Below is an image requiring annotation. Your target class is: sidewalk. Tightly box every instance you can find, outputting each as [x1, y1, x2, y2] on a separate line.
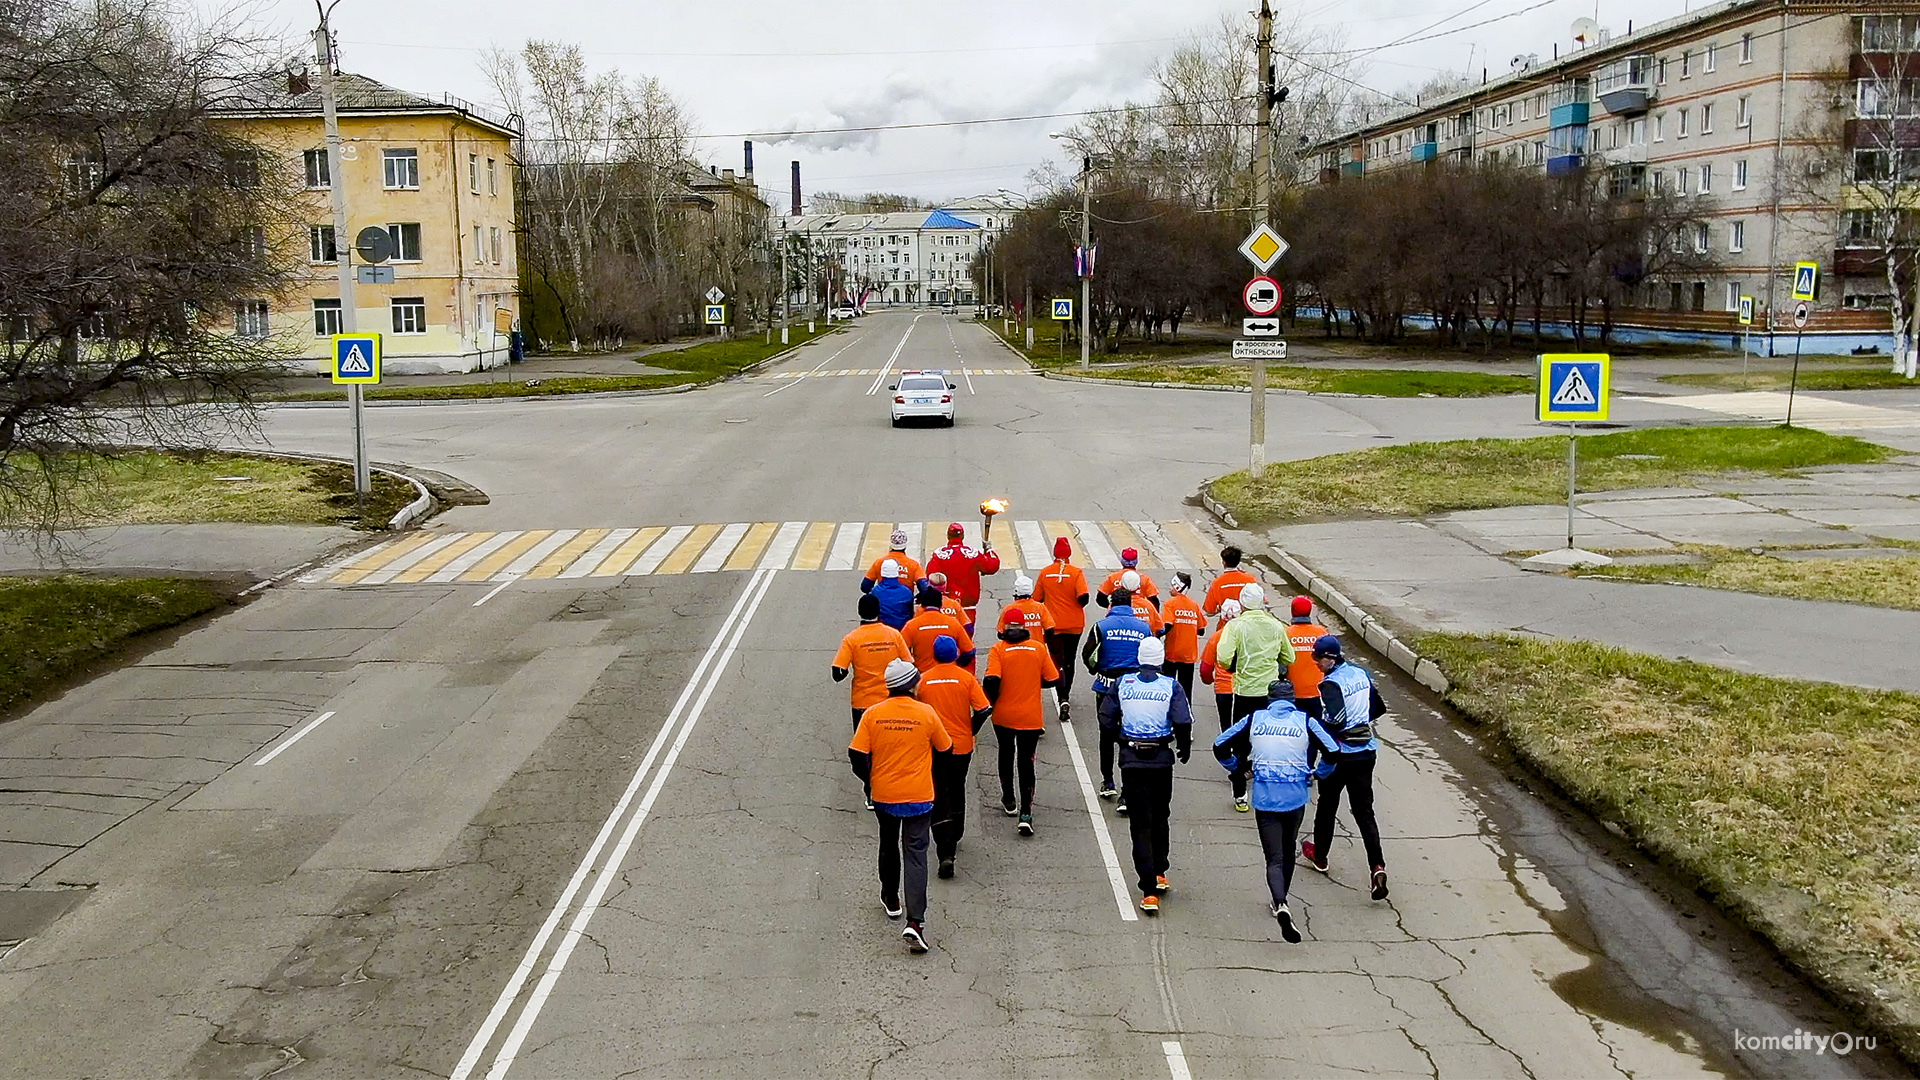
[260, 336, 711, 394]
[0, 524, 361, 580]
[1258, 459, 1920, 694]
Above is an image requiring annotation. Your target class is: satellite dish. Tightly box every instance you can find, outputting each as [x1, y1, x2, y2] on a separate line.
[1571, 17, 1600, 48]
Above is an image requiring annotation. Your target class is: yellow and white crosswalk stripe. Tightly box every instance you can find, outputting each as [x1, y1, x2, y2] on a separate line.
[760, 368, 1029, 379]
[302, 518, 1219, 586]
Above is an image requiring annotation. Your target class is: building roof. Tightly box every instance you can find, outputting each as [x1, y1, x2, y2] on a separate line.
[786, 208, 990, 233]
[211, 71, 520, 137]
[922, 209, 980, 229]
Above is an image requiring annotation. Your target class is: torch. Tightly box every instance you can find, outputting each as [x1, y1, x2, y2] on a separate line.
[979, 498, 1008, 551]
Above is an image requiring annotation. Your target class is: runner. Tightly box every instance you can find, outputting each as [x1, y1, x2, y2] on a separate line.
[1097, 549, 1159, 611]
[1097, 637, 1191, 913]
[1213, 680, 1341, 942]
[863, 529, 927, 594]
[1214, 584, 1294, 812]
[983, 611, 1060, 835]
[1081, 586, 1153, 808]
[1032, 536, 1090, 720]
[1199, 599, 1242, 731]
[916, 636, 991, 879]
[871, 559, 916, 630]
[1160, 572, 1206, 699]
[849, 659, 952, 952]
[902, 588, 976, 671]
[1284, 596, 1329, 718]
[1203, 546, 1258, 616]
[833, 594, 913, 809]
[1116, 570, 1164, 634]
[1300, 635, 1392, 901]
[925, 523, 1001, 631]
[998, 575, 1055, 638]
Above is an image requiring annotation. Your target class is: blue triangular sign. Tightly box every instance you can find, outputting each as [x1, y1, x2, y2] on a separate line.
[339, 344, 372, 375]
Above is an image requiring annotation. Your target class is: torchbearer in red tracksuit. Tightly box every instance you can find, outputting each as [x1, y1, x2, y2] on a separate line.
[926, 523, 1001, 633]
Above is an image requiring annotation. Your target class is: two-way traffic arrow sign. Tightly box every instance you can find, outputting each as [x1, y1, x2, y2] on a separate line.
[1242, 318, 1280, 337]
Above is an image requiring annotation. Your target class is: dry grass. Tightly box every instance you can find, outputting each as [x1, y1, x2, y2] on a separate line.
[1421, 632, 1920, 1057]
[0, 452, 415, 530]
[1663, 369, 1919, 392]
[1583, 545, 1920, 610]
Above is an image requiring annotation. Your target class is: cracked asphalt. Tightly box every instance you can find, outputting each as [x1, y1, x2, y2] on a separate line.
[0, 311, 1903, 1078]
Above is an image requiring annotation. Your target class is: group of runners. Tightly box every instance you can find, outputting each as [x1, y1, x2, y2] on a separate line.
[833, 523, 1390, 953]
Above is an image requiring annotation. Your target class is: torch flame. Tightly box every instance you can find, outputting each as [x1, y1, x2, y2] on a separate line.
[979, 498, 1009, 517]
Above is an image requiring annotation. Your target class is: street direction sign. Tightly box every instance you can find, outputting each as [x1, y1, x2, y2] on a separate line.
[705, 286, 725, 305]
[355, 265, 393, 285]
[354, 225, 393, 265]
[331, 333, 381, 384]
[1242, 276, 1281, 316]
[1738, 295, 1754, 326]
[1238, 223, 1289, 271]
[1231, 339, 1287, 360]
[1538, 353, 1610, 422]
[1792, 261, 1819, 302]
[1242, 317, 1280, 337]
[1051, 298, 1073, 320]
[703, 304, 726, 325]
[1793, 301, 1810, 329]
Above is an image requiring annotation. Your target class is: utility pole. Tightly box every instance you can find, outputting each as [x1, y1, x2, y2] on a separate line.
[1250, 0, 1274, 471]
[780, 222, 790, 345]
[314, 4, 367, 496]
[1079, 158, 1092, 368]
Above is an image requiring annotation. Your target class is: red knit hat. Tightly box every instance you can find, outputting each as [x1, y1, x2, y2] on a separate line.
[1120, 547, 1139, 566]
[1291, 596, 1313, 618]
[1053, 536, 1072, 559]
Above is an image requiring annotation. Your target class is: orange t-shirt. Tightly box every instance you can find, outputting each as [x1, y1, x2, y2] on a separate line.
[1099, 569, 1159, 607]
[850, 696, 952, 804]
[1200, 629, 1235, 695]
[1286, 622, 1329, 699]
[999, 597, 1056, 637]
[984, 638, 1060, 731]
[1204, 569, 1258, 615]
[901, 609, 975, 670]
[1161, 593, 1206, 664]
[1117, 601, 1165, 635]
[1032, 560, 1089, 633]
[916, 662, 990, 755]
[865, 551, 924, 587]
[833, 622, 912, 709]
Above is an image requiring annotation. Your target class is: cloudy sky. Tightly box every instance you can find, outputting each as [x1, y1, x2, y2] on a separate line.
[237, 0, 1704, 206]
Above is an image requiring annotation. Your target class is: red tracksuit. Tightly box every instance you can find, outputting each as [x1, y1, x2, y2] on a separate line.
[926, 543, 1001, 622]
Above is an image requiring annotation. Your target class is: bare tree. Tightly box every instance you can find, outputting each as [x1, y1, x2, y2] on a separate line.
[0, 0, 300, 530]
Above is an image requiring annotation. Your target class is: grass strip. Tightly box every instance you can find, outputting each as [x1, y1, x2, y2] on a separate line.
[0, 575, 225, 715]
[1663, 369, 1920, 392]
[1209, 425, 1893, 523]
[1580, 544, 1920, 610]
[1420, 631, 1920, 1059]
[0, 452, 416, 530]
[1060, 360, 1531, 397]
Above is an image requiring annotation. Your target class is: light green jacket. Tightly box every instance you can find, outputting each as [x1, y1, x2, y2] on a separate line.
[1216, 608, 1295, 694]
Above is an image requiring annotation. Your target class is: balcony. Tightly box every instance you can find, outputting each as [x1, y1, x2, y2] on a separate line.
[1341, 160, 1365, 178]
[1546, 154, 1585, 176]
[1835, 246, 1889, 277]
[1595, 55, 1656, 115]
[1550, 102, 1590, 128]
[1410, 141, 1438, 162]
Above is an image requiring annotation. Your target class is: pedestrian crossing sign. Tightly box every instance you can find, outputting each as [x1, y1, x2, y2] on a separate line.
[704, 304, 727, 325]
[331, 333, 381, 384]
[1792, 261, 1820, 303]
[1538, 353, 1609, 421]
[1051, 298, 1073, 320]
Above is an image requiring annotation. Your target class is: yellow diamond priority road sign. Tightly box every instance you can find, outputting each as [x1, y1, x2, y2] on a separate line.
[1239, 223, 1288, 272]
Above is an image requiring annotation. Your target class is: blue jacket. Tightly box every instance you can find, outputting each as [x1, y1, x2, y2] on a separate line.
[1214, 699, 1341, 811]
[871, 578, 915, 630]
[1097, 668, 1193, 768]
[1318, 661, 1387, 756]
[1082, 607, 1153, 674]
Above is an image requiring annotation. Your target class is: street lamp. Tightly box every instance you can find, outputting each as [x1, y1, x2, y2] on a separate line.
[1049, 133, 1100, 368]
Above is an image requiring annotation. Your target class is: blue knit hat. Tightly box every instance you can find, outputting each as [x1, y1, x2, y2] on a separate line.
[934, 635, 959, 663]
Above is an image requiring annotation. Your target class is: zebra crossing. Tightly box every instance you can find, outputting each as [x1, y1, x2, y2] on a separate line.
[756, 368, 1030, 380]
[1643, 390, 1920, 432]
[302, 518, 1218, 587]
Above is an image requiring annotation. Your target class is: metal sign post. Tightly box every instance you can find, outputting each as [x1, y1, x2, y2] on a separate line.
[1787, 301, 1810, 427]
[1538, 354, 1612, 557]
[315, 14, 370, 497]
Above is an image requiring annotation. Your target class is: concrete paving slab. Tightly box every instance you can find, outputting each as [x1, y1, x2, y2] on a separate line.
[1572, 486, 1718, 502]
[1772, 547, 1917, 561]
[1444, 516, 1645, 538]
[0, 523, 358, 578]
[1739, 493, 1919, 512]
[1856, 523, 1920, 543]
[1789, 506, 1920, 528]
[0, 888, 88, 943]
[0, 842, 69, 887]
[1647, 515, 1848, 547]
[1581, 496, 1770, 518]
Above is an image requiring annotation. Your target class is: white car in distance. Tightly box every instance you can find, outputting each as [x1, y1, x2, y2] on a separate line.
[889, 371, 956, 427]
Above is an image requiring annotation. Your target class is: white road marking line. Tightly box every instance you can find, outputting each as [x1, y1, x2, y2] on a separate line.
[477, 569, 780, 1080]
[253, 711, 336, 766]
[626, 524, 693, 576]
[824, 521, 864, 571]
[559, 528, 637, 579]
[1131, 521, 1186, 569]
[1052, 694, 1138, 922]
[763, 333, 866, 397]
[497, 529, 579, 579]
[1162, 1041, 1193, 1080]
[759, 521, 808, 569]
[300, 539, 403, 583]
[429, 531, 522, 582]
[864, 316, 921, 396]
[472, 575, 518, 607]
[1014, 520, 1049, 568]
[690, 521, 751, 573]
[449, 571, 775, 1080]
[1072, 519, 1121, 568]
[361, 532, 467, 585]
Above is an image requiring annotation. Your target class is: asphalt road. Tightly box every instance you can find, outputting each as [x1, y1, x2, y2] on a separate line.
[0, 310, 1902, 1079]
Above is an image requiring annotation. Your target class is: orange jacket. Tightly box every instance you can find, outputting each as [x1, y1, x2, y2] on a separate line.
[901, 609, 976, 670]
[984, 637, 1060, 730]
[865, 551, 925, 589]
[1286, 621, 1329, 699]
[1161, 593, 1206, 664]
[833, 622, 913, 710]
[917, 662, 990, 755]
[1199, 626, 1234, 695]
[1032, 559, 1090, 633]
[1204, 569, 1258, 616]
[851, 697, 952, 804]
[999, 597, 1056, 637]
[1098, 569, 1159, 608]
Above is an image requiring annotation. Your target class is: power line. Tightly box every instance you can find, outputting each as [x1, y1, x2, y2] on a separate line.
[341, 36, 1184, 60]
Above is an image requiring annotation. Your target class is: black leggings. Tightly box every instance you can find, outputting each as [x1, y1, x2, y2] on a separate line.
[1166, 661, 1195, 701]
[1256, 807, 1307, 905]
[1214, 692, 1234, 729]
[1044, 631, 1080, 702]
[1313, 753, 1385, 868]
[995, 726, 1040, 814]
[932, 751, 971, 861]
[1218, 708, 1247, 799]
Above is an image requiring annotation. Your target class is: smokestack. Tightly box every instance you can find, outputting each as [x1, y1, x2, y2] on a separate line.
[743, 140, 754, 183]
[790, 160, 801, 217]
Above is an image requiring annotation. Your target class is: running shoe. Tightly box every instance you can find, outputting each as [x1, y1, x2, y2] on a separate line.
[1058, 700, 1071, 723]
[1116, 796, 1128, 816]
[1002, 795, 1018, 816]
[1098, 781, 1118, 800]
[903, 921, 928, 953]
[1234, 795, 1251, 813]
[1017, 814, 1033, 837]
[1156, 874, 1170, 893]
[1276, 903, 1301, 943]
[1301, 840, 1328, 873]
[1139, 894, 1159, 914]
[1371, 866, 1389, 901]
[863, 793, 875, 811]
[938, 858, 955, 880]
[883, 897, 903, 919]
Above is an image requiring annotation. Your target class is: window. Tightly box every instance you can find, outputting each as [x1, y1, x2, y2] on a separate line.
[1669, 281, 1684, 308]
[235, 300, 269, 338]
[1657, 56, 1668, 84]
[1693, 282, 1708, 311]
[1735, 158, 1748, 189]
[385, 222, 422, 261]
[303, 148, 330, 189]
[1740, 33, 1753, 63]
[1680, 50, 1691, 78]
[1726, 282, 1743, 311]
[1705, 43, 1717, 72]
[1678, 167, 1691, 195]
[490, 226, 501, 263]
[223, 150, 260, 188]
[63, 156, 102, 194]
[1701, 103, 1714, 132]
[236, 226, 267, 260]
[472, 225, 482, 262]
[313, 298, 341, 336]
[1700, 162, 1713, 191]
[1695, 223, 1710, 254]
[382, 148, 419, 189]
[308, 224, 336, 263]
[1653, 113, 1665, 141]
[1860, 15, 1920, 52]
[1737, 95, 1751, 127]
[1534, 93, 1547, 117]
[1845, 208, 1887, 244]
[390, 297, 427, 334]
[487, 157, 497, 195]
[1629, 118, 1647, 145]
[1730, 220, 1746, 252]
[468, 153, 479, 193]
[1677, 108, 1690, 137]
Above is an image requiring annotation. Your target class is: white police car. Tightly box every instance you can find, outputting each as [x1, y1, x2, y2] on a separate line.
[889, 371, 956, 427]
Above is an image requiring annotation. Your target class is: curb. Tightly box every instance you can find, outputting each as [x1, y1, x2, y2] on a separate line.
[213, 447, 438, 531]
[1198, 491, 1448, 696]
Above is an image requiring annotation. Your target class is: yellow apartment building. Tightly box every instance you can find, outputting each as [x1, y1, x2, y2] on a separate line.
[218, 74, 520, 374]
